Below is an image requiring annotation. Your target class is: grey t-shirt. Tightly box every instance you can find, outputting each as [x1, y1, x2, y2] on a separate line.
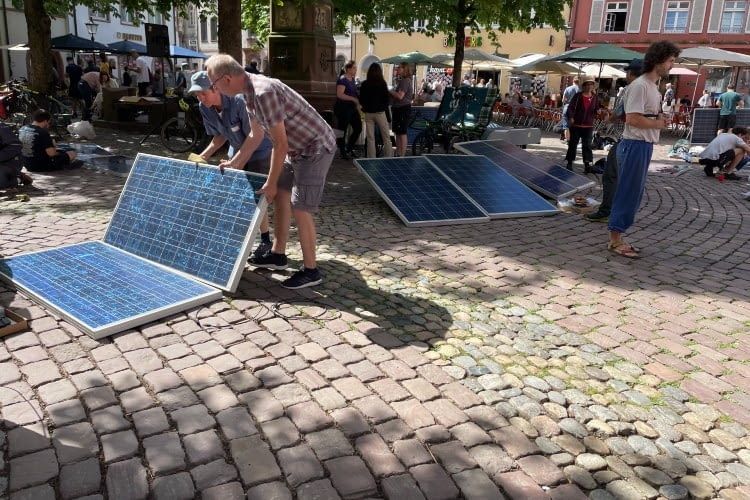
[622, 75, 662, 144]
[700, 133, 746, 160]
[392, 77, 413, 107]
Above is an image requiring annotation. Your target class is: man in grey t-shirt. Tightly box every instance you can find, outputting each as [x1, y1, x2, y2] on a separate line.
[699, 127, 750, 179]
[607, 41, 680, 259]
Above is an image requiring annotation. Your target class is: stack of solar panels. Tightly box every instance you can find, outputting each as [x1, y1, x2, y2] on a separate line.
[354, 155, 558, 227]
[454, 139, 595, 199]
[0, 154, 267, 339]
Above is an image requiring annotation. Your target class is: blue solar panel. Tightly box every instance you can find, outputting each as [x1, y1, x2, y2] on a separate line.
[0, 242, 220, 339]
[454, 140, 594, 199]
[104, 154, 267, 291]
[425, 155, 558, 218]
[354, 157, 489, 226]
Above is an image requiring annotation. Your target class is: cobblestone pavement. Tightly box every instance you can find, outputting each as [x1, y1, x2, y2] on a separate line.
[1, 129, 750, 499]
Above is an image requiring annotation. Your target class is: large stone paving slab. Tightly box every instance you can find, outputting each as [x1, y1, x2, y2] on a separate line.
[1, 129, 750, 498]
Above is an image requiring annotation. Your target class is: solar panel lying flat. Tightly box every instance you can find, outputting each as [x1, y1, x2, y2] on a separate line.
[425, 155, 558, 218]
[105, 154, 267, 291]
[0, 242, 220, 339]
[0, 154, 269, 338]
[454, 140, 594, 199]
[354, 157, 489, 226]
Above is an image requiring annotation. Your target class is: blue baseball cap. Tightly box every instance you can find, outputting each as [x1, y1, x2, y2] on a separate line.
[623, 59, 643, 75]
[188, 71, 211, 94]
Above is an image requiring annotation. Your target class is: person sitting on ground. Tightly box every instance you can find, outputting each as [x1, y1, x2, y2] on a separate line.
[699, 127, 750, 180]
[188, 71, 275, 259]
[0, 122, 32, 190]
[18, 110, 83, 172]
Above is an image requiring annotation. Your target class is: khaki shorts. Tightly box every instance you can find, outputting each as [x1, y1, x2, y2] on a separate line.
[277, 150, 334, 213]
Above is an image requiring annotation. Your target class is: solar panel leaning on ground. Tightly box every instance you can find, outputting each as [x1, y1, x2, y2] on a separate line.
[425, 155, 558, 218]
[454, 139, 595, 199]
[690, 108, 750, 144]
[0, 154, 268, 339]
[354, 157, 489, 226]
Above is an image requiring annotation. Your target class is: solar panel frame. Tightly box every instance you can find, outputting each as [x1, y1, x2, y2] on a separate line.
[354, 156, 490, 227]
[454, 140, 595, 199]
[691, 108, 750, 144]
[103, 153, 268, 292]
[424, 154, 559, 218]
[0, 241, 221, 339]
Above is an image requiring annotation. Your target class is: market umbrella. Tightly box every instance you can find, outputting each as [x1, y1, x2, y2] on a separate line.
[514, 55, 579, 75]
[551, 44, 644, 63]
[669, 67, 698, 76]
[380, 51, 444, 65]
[582, 63, 624, 79]
[510, 53, 547, 68]
[677, 47, 750, 104]
[170, 45, 208, 59]
[50, 34, 109, 52]
[108, 40, 147, 55]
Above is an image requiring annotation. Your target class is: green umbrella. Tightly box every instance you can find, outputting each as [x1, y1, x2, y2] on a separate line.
[551, 44, 643, 63]
[380, 51, 445, 65]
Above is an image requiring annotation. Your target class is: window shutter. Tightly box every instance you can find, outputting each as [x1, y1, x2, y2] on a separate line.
[690, 0, 708, 31]
[627, 0, 645, 31]
[706, 0, 725, 32]
[589, 0, 605, 32]
[648, 0, 666, 31]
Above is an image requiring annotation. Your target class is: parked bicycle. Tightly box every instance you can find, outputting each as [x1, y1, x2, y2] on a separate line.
[0, 78, 73, 138]
[139, 96, 207, 153]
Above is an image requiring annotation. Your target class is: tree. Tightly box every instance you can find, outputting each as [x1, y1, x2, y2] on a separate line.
[218, 0, 243, 60]
[14, 0, 204, 93]
[243, 0, 568, 87]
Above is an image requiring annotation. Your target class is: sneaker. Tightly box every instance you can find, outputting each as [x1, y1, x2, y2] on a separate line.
[566, 162, 573, 171]
[585, 211, 609, 222]
[742, 191, 750, 200]
[282, 267, 322, 289]
[251, 240, 272, 261]
[584, 163, 594, 174]
[724, 172, 744, 181]
[249, 251, 288, 270]
[704, 165, 715, 177]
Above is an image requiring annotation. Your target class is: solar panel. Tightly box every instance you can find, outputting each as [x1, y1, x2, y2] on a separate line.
[425, 155, 558, 218]
[354, 157, 489, 227]
[0, 242, 220, 339]
[454, 140, 594, 199]
[104, 154, 268, 291]
[690, 108, 750, 144]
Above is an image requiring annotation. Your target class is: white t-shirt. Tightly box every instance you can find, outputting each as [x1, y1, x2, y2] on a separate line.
[135, 56, 150, 84]
[622, 75, 662, 144]
[700, 133, 746, 161]
[698, 94, 711, 108]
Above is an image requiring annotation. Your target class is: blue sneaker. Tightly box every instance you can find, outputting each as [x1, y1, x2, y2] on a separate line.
[282, 267, 322, 289]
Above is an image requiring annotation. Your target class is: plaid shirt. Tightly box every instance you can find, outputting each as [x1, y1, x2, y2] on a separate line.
[243, 73, 335, 159]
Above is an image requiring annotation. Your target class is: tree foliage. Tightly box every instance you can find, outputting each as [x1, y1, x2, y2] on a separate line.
[242, 0, 569, 86]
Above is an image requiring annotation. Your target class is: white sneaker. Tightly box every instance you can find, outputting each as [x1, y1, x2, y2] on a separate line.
[742, 191, 750, 200]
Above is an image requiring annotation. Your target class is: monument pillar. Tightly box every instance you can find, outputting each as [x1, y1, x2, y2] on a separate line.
[267, 0, 337, 112]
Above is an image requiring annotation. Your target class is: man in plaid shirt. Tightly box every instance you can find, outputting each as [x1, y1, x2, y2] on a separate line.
[206, 54, 336, 289]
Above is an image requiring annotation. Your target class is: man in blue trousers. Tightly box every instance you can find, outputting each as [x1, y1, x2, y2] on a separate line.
[607, 41, 680, 258]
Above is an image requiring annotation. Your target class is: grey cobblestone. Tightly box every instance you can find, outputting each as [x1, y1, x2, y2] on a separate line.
[190, 459, 238, 491]
[152, 472, 195, 500]
[184, 429, 224, 465]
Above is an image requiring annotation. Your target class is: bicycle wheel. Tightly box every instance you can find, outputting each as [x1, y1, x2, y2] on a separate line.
[412, 131, 434, 156]
[160, 117, 197, 153]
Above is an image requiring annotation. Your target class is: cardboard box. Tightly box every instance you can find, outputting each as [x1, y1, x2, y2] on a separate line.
[0, 309, 29, 338]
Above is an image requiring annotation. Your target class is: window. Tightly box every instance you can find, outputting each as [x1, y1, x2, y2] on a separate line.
[664, 1, 689, 32]
[200, 17, 208, 43]
[604, 2, 628, 31]
[89, 8, 110, 22]
[210, 17, 218, 42]
[148, 12, 163, 25]
[188, 8, 196, 27]
[414, 19, 427, 29]
[721, 0, 746, 32]
[119, 6, 135, 25]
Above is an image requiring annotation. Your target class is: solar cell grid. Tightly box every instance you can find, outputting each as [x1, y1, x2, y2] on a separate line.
[355, 157, 488, 226]
[691, 108, 750, 144]
[0, 241, 220, 338]
[425, 155, 558, 218]
[104, 154, 267, 291]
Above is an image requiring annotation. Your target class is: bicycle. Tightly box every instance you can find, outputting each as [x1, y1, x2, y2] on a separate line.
[136, 96, 206, 153]
[0, 78, 73, 138]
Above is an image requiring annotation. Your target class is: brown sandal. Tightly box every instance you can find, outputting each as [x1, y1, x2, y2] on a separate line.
[608, 240, 640, 259]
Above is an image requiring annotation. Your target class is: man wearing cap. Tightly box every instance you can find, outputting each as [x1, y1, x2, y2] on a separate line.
[205, 54, 336, 289]
[564, 77, 599, 172]
[188, 70, 275, 259]
[586, 58, 643, 222]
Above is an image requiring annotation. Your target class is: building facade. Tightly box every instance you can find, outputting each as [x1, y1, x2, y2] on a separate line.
[569, 0, 750, 101]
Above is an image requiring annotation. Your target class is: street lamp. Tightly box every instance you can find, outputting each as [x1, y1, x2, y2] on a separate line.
[563, 24, 573, 51]
[85, 17, 99, 42]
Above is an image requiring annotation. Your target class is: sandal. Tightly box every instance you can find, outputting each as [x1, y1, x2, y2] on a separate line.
[608, 240, 640, 259]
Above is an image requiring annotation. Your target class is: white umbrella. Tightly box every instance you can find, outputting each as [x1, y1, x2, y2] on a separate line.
[582, 63, 624, 79]
[678, 46, 750, 104]
[669, 67, 698, 76]
[510, 53, 547, 68]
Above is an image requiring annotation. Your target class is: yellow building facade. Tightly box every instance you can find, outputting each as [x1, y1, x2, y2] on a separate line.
[352, 20, 569, 94]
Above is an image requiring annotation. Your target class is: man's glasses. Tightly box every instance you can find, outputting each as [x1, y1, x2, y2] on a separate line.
[208, 74, 226, 89]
